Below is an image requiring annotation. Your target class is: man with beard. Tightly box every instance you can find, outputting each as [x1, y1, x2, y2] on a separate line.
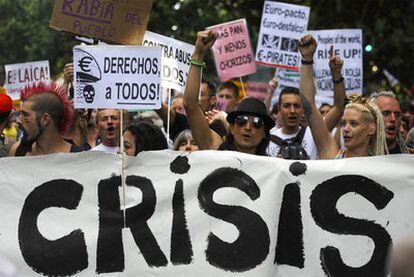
[11, 82, 82, 156]
[372, 91, 409, 154]
[90, 109, 120, 154]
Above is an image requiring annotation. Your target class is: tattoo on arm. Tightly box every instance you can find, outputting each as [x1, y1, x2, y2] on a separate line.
[301, 95, 312, 127]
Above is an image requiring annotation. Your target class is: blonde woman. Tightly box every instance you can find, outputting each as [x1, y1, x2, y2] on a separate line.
[298, 34, 387, 159]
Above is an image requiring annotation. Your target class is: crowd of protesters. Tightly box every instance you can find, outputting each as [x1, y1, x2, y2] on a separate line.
[0, 31, 413, 277]
[0, 32, 413, 160]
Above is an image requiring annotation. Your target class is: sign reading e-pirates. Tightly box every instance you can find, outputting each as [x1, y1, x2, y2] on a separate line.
[142, 31, 194, 92]
[256, 1, 310, 71]
[73, 45, 162, 109]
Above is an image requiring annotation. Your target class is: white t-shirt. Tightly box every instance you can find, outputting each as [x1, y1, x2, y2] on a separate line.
[90, 143, 119, 154]
[268, 127, 318, 160]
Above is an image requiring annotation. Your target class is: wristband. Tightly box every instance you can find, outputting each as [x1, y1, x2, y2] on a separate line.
[301, 59, 313, 65]
[190, 58, 206, 68]
[333, 76, 344, 84]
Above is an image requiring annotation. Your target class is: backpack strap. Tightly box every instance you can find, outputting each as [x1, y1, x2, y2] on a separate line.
[270, 134, 285, 146]
[293, 126, 307, 144]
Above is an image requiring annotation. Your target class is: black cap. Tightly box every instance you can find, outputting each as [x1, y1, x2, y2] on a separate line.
[227, 98, 275, 131]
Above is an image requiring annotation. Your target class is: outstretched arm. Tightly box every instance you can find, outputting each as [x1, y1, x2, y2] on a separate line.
[324, 45, 346, 132]
[299, 35, 339, 159]
[183, 30, 222, 150]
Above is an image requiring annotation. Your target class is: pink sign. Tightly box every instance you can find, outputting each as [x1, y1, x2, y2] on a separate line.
[214, 97, 229, 112]
[207, 19, 257, 82]
[247, 82, 269, 101]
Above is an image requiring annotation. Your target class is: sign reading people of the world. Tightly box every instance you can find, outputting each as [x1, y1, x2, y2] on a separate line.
[4, 61, 50, 100]
[142, 31, 195, 92]
[73, 45, 161, 109]
[207, 19, 257, 81]
[50, 0, 153, 45]
[310, 29, 363, 101]
[256, 1, 310, 71]
[1, 151, 413, 276]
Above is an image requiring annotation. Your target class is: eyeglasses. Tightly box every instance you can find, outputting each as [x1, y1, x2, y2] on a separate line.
[234, 115, 264, 129]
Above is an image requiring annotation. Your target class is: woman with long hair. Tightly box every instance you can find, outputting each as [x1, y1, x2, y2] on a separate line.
[298, 34, 387, 159]
[123, 121, 168, 156]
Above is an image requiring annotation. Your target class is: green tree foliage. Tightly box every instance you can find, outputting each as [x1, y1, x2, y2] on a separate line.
[1, 0, 413, 96]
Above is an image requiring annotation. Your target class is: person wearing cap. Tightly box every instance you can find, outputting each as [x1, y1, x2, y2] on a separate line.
[183, 30, 274, 156]
[0, 93, 13, 157]
[10, 82, 83, 156]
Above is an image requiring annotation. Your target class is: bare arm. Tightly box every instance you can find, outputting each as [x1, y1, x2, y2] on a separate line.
[324, 45, 346, 132]
[299, 35, 339, 159]
[183, 30, 222, 150]
[263, 77, 278, 111]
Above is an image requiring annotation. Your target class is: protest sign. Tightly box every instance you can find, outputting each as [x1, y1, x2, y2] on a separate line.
[247, 82, 269, 101]
[142, 31, 195, 92]
[207, 19, 256, 81]
[272, 68, 300, 107]
[214, 97, 229, 112]
[4, 61, 50, 100]
[256, 1, 310, 70]
[73, 45, 161, 109]
[0, 151, 413, 276]
[310, 29, 363, 102]
[50, 0, 153, 45]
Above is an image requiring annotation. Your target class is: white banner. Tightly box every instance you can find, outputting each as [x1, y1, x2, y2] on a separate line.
[256, 1, 310, 70]
[4, 61, 50, 100]
[310, 29, 363, 103]
[73, 45, 162, 109]
[142, 31, 195, 92]
[0, 151, 413, 276]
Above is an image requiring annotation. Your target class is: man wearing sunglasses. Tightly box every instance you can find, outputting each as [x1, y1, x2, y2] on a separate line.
[183, 30, 274, 156]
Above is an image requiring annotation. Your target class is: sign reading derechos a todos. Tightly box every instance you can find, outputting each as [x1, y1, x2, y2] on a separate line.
[256, 1, 310, 70]
[74, 45, 161, 109]
[142, 31, 194, 92]
[1, 151, 413, 276]
[207, 19, 256, 81]
[50, 0, 153, 45]
[4, 61, 50, 100]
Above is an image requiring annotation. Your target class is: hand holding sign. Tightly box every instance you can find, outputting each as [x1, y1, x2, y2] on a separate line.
[64, 63, 74, 84]
[298, 35, 317, 61]
[193, 30, 218, 61]
[328, 45, 344, 79]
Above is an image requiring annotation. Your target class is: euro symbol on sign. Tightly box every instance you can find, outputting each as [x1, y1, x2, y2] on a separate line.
[78, 56, 93, 72]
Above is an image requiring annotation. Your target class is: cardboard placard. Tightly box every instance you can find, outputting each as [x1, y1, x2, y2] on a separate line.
[50, 0, 153, 45]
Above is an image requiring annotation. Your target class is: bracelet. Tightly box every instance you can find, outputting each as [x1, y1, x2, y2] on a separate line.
[301, 59, 313, 65]
[333, 76, 344, 84]
[190, 58, 206, 68]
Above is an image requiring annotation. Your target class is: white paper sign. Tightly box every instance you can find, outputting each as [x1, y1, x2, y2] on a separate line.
[142, 31, 195, 92]
[0, 151, 413, 276]
[74, 45, 162, 109]
[310, 29, 363, 103]
[4, 61, 50, 100]
[272, 68, 300, 107]
[256, 1, 310, 70]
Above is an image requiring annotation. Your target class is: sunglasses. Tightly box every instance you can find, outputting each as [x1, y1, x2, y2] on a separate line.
[234, 115, 264, 129]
